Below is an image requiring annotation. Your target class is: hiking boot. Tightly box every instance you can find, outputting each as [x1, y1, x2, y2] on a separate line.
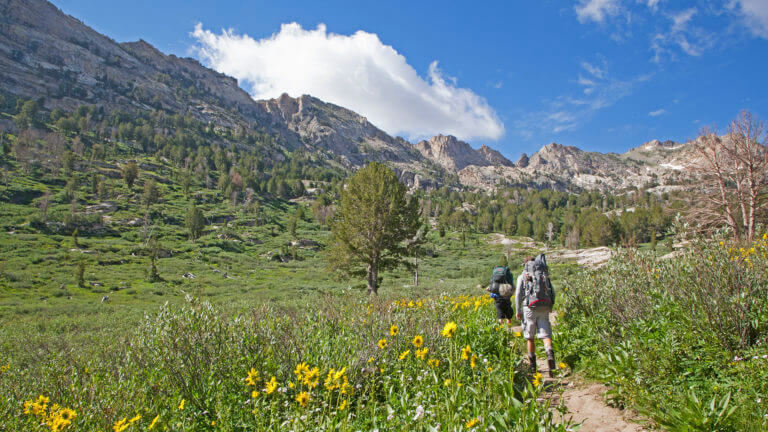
[547, 358, 556, 378]
[527, 354, 537, 373]
[546, 348, 556, 378]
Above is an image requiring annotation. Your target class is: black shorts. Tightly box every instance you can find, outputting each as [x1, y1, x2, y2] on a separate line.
[494, 297, 514, 319]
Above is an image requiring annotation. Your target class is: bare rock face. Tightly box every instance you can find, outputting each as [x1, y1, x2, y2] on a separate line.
[415, 135, 511, 171]
[478, 145, 514, 167]
[516, 153, 529, 168]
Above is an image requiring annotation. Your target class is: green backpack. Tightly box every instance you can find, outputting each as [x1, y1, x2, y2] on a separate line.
[489, 266, 514, 299]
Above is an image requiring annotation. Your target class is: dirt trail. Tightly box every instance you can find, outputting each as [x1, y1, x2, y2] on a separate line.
[510, 323, 646, 432]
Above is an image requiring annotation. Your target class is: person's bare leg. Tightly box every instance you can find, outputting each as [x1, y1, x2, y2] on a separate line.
[526, 338, 536, 372]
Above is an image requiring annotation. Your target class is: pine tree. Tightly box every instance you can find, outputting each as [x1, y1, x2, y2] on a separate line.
[328, 163, 421, 295]
[186, 204, 205, 241]
[121, 162, 139, 189]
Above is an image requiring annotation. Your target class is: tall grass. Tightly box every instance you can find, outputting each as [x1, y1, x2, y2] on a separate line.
[558, 234, 768, 431]
[1, 292, 573, 431]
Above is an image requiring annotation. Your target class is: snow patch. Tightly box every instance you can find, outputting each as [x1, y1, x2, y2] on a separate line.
[660, 163, 684, 171]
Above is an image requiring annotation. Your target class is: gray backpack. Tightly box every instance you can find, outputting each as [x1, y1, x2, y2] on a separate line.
[523, 254, 554, 309]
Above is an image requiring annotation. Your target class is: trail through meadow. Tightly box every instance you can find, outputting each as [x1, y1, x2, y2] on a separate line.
[511, 318, 646, 432]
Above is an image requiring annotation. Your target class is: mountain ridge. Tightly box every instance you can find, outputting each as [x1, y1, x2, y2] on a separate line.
[0, 0, 700, 193]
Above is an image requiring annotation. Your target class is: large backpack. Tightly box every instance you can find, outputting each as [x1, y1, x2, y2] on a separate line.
[489, 266, 514, 299]
[523, 254, 554, 309]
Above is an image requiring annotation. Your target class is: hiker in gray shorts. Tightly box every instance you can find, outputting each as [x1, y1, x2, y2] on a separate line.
[515, 255, 557, 377]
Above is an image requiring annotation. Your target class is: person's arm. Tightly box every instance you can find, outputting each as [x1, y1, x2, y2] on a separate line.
[514, 274, 524, 318]
[549, 279, 555, 306]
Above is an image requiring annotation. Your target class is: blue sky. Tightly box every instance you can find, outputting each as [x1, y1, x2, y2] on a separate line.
[53, 0, 768, 158]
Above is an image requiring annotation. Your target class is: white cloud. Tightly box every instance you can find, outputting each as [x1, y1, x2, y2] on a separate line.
[646, 0, 662, 12]
[514, 62, 651, 137]
[575, 0, 622, 23]
[671, 8, 696, 32]
[651, 8, 715, 62]
[581, 61, 606, 78]
[648, 108, 666, 116]
[730, 0, 768, 38]
[190, 23, 504, 141]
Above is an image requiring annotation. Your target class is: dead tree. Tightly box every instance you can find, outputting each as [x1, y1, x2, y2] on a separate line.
[690, 111, 768, 241]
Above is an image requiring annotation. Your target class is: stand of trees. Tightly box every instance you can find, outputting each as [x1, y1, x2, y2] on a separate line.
[421, 187, 675, 248]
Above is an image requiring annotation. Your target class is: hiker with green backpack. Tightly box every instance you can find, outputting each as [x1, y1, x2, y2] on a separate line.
[486, 264, 516, 325]
[515, 254, 557, 377]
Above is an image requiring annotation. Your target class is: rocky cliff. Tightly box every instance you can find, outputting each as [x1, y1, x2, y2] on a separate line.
[0, 0, 701, 193]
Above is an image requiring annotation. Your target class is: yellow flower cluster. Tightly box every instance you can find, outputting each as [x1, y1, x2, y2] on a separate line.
[323, 367, 349, 394]
[245, 367, 260, 386]
[391, 298, 425, 309]
[441, 321, 458, 338]
[415, 348, 429, 360]
[265, 376, 278, 395]
[113, 414, 141, 432]
[23, 395, 77, 432]
[448, 294, 493, 311]
[294, 362, 320, 389]
[725, 234, 768, 265]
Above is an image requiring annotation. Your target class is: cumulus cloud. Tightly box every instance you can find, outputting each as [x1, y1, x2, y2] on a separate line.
[730, 0, 768, 38]
[648, 108, 666, 116]
[575, 0, 622, 23]
[190, 23, 504, 141]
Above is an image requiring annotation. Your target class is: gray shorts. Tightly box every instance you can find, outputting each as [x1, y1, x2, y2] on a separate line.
[523, 307, 552, 339]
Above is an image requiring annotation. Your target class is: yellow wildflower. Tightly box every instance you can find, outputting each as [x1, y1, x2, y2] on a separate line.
[399, 350, 411, 360]
[470, 354, 478, 369]
[113, 418, 129, 432]
[532, 372, 542, 387]
[444, 378, 452, 386]
[412, 335, 424, 348]
[303, 367, 320, 388]
[389, 324, 399, 336]
[128, 414, 141, 424]
[465, 418, 479, 428]
[378, 338, 387, 349]
[514, 331, 522, 337]
[147, 415, 159, 430]
[339, 399, 349, 411]
[461, 345, 472, 360]
[441, 321, 458, 338]
[415, 348, 429, 360]
[295, 391, 310, 407]
[294, 362, 310, 379]
[245, 368, 260, 386]
[251, 390, 259, 398]
[559, 362, 567, 370]
[427, 358, 440, 368]
[265, 376, 278, 394]
[367, 356, 374, 364]
[178, 399, 185, 410]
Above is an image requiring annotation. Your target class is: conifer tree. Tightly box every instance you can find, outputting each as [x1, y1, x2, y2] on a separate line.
[328, 163, 421, 295]
[186, 204, 205, 241]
